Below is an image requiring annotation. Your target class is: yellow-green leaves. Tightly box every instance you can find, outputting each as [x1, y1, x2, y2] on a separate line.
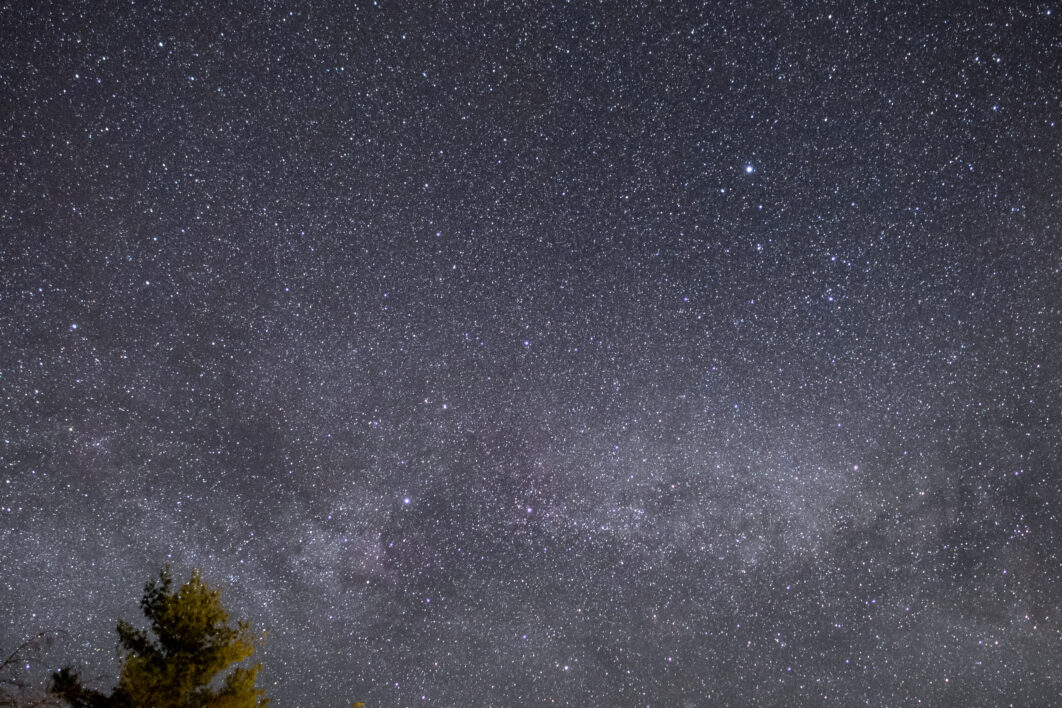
[53, 567, 268, 708]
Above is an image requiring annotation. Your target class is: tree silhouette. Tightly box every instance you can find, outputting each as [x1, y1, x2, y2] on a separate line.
[1, 631, 65, 707]
[51, 567, 268, 708]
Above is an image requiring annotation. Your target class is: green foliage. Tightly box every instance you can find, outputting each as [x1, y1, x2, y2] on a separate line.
[51, 568, 268, 708]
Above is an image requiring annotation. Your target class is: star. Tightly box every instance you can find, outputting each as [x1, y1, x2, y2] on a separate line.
[1, 3, 1058, 706]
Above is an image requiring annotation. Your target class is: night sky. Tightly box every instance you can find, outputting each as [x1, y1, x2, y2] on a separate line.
[2, 1, 1061, 706]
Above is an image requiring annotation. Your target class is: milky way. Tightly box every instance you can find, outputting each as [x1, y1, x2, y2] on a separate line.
[2, 2, 1060, 706]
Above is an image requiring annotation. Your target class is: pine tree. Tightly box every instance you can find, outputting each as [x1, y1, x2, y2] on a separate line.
[52, 568, 268, 708]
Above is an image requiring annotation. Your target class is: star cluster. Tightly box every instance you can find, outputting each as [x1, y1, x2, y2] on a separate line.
[2, 2, 1060, 705]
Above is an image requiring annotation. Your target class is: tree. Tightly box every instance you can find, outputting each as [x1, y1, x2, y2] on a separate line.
[1, 631, 65, 707]
[51, 568, 268, 708]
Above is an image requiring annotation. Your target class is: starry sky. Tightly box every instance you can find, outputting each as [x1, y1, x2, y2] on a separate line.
[2, 1, 1061, 706]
